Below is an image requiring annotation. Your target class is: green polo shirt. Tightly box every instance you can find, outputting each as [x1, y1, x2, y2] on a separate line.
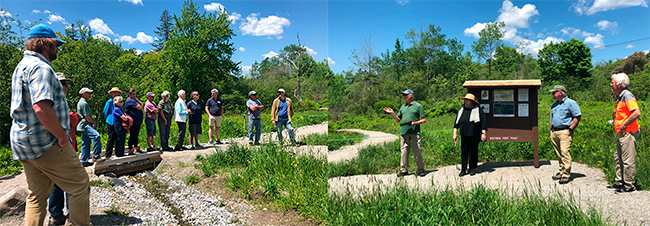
[77, 97, 92, 131]
[397, 101, 425, 135]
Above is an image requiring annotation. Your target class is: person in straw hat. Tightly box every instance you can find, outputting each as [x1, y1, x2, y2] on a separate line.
[452, 93, 487, 177]
[104, 87, 122, 159]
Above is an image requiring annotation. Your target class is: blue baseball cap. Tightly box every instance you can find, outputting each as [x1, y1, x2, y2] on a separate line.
[28, 24, 66, 47]
[401, 89, 414, 95]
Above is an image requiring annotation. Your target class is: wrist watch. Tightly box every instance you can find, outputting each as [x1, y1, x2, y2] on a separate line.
[568, 128, 574, 132]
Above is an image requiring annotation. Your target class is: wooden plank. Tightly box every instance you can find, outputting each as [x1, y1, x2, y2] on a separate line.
[94, 151, 161, 168]
[463, 80, 542, 87]
[93, 151, 162, 175]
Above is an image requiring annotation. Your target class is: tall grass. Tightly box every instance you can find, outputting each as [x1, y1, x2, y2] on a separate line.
[329, 184, 609, 225]
[195, 144, 327, 223]
[327, 130, 367, 151]
[331, 99, 649, 190]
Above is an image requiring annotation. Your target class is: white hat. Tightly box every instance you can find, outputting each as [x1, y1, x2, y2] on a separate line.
[278, 88, 286, 93]
[79, 88, 93, 94]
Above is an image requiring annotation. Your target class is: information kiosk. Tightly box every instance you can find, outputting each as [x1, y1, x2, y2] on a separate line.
[462, 80, 542, 168]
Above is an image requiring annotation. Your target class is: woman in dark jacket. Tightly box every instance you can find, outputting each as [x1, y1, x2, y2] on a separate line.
[452, 93, 487, 176]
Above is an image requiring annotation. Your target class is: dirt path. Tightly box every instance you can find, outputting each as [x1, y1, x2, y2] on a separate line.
[0, 122, 327, 226]
[328, 129, 398, 163]
[327, 131, 650, 226]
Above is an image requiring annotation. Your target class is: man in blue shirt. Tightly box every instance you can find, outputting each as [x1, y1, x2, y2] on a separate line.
[549, 85, 582, 184]
[246, 91, 264, 145]
[271, 88, 297, 146]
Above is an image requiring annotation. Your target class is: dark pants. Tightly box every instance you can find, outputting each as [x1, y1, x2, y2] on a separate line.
[48, 184, 68, 220]
[158, 115, 171, 149]
[105, 123, 118, 157]
[128, 123, 141, 148]
[461, 135, 481, 171]
[175, 121, 186, 148]
[115, 124, 126, 157]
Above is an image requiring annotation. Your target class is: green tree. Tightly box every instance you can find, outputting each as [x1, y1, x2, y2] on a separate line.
[164, 0, 239, 102]
[538, 38, 592, 89]
[152, 10, 173, 52]
[471, 21, 505, 79]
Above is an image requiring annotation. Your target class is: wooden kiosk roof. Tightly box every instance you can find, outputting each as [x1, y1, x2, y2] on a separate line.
[463, 79, 542, 88]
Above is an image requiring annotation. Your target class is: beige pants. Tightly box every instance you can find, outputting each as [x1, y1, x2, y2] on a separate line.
[615, 130, 639, 189]
[400, 134, 425, 173]
[21, 142, 90, 226]
[551, 130, 573, 179]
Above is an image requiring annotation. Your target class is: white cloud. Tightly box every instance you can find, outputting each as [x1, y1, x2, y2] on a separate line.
[517, 37, 564, 57]
[584, 34, 605, 49]
[397, 0, 409, 5]
[238, 47, 246, 51]
[134, 49, 143, 55]
[262, 51, 279, 59]
[0, 10, 10, 17]
[573, 0, 648, 15]
[496, 0, 539, 29]
[537, 33, 544, 38]
[89, 18, 115, 36]
[560, 27, 594, 37]
[119, 0, 143, 5]
[463, 22, 487, 39]
[241, 65, 252, 75]
[302, 46, 317, 55]
[115, 32, 154, 44]
[93, 33, 111, 41]
[44, 10, 51, 14]
[328, 57, 336, 65]
[48, 14, 68, 25]
[240, 13, 291, 37]
[229, 12, 242, 24]
[644, 49, 649, 54]
[204, 3, 225, 12]
[32, 9, 41, 14]
[595, 20, 619, 34]
[626, 44, 634, 49]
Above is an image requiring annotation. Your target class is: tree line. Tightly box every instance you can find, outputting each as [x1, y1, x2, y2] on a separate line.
[0, 0, 329, 145]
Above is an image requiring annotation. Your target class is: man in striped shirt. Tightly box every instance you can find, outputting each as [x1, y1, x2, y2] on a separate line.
[10, 24, 90, 225]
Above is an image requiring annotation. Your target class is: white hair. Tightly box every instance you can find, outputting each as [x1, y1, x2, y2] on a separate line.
[113, 96, 123, 105]
[211, 89, 218, 93]
[161, 91, 170, 98]
[611, 73, 630, 88]
[177, 90, 185, 97]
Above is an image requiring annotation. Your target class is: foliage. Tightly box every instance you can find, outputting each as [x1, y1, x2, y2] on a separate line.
[195, 144, 328, 223]
[184, 174, 201, 185]
[0, 146, 22, 176]
[152, 9, 173, 51]
[102, 204, 129, 216]
[471, 21, 505, 78]
[611, 51, 649, 75]
[538, 38, 593, 90]
[329, 184, 608, 225]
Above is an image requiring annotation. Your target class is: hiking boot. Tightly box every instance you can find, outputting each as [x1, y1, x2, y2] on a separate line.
[551, 173, 562, 180]
[559, 177, 570, 184]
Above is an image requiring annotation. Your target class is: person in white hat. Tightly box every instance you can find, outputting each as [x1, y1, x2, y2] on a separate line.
[77, 88, 104, 165]
[103, 87, 122, 159]
[271, 88, 297, 146]
[246, 91, 264, 145]
[452, 93, 487, 177]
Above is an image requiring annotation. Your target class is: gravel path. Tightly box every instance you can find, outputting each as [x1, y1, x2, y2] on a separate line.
[327, 129, 650, 226]
[0, 122, 327, 226]
[328, 129, 398, 163]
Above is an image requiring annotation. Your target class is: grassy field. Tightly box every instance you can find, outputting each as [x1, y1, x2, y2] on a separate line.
[330, 99, 649, 190]
[329, 184, 609, 225]
[195, 144, 328, 223]
[326, 130, 367, 151]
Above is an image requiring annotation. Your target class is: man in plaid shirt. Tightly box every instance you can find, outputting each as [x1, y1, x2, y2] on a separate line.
[10, 24, 90, 225]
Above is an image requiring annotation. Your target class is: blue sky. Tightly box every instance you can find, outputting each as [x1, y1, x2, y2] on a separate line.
[1, 0, 648, 75]
[0, 0, 328, 75]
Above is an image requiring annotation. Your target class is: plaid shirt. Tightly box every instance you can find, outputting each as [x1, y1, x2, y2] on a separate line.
[10, 51, 70, 160]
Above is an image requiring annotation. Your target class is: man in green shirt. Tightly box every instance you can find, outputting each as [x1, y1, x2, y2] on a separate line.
[77, 87, 103, 165]
[383, 89, 427, 177]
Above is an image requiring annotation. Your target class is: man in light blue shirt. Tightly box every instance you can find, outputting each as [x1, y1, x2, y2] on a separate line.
[549, 85, 582, 184]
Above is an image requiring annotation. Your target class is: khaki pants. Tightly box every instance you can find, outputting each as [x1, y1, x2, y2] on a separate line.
[615, 130, 639, 189]
[551, 130, 573, 179]
[400, 134, 425, 173]
[21, 142, 90, 226]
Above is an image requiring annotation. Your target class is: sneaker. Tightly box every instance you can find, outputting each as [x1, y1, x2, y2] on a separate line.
[216, 140, 223, 144]
[208, 141, 214, 145]
[607, 183, 624, 189]
[459, 170, 468, 177]
[616, 186, 636, 193]
[551, 173, 562, 180]
[559, 177, 570, 184]
[49, 216, 66, 226]
[189, 146, 195, 150]
[196, 144, 203, 148]
[397, 171, 408, 177]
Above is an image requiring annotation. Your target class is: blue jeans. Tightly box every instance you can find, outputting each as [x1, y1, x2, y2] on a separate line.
[80, 126, 102, 162]
[275, 120, 295, 144]
[248, 118, 261, 143]
[48, 184, 69, 220]
[114, 124, 126, 157]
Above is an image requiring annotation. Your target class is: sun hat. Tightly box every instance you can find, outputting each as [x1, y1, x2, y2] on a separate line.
[107, 87, 122, 94]
[401, 89, 414, 95]
[460, 93, 479, 105]
[55, 72, 73, 82]
[28, 24, 66, 47]
[79, 88, 93, 94]
[549, 85, 567, 94]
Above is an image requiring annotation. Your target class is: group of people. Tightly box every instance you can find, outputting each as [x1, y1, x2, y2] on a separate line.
[246, 89, 299, 146]
[384, 79, 641, 193]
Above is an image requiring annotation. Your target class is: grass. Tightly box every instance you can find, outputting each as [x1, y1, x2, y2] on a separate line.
[101, 204, 129, 216]
[184, 174, 202, 185]
[327, 130, 367, 151]
[330, 98, 650, 190]
[298, 133, 328, 146]
[89, 179, 114, 190]
[195, 144, 327, 223]
[328, 184, 609, 225]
